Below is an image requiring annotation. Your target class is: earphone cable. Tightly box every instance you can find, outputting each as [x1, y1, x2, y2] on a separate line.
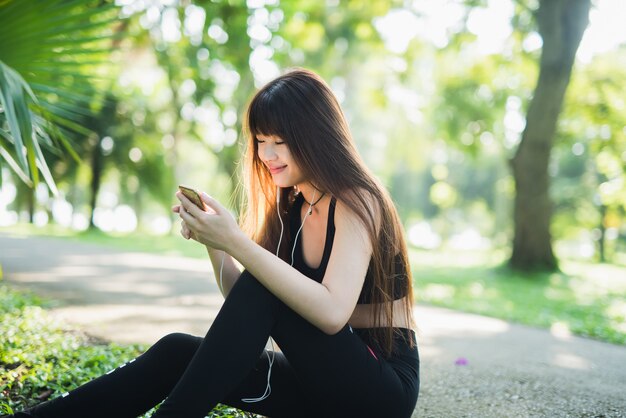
[228, 187, 315, 403]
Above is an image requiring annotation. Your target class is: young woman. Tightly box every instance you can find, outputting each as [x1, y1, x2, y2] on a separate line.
[6, 68, 419, 418]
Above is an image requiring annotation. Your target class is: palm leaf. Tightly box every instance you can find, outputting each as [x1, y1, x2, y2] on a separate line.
[0, 61, 35, 176]
[0, 135, 32, 186]
[0, 0, 123, 192]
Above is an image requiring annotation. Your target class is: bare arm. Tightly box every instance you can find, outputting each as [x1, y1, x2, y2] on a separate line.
[178, 192, 375, 335]
[205, 247, 241, 297]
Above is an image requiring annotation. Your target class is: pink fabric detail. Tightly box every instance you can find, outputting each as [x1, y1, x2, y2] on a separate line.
[367, 345, 378, 360]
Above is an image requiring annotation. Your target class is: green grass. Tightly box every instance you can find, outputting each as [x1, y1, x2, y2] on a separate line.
[0, 285, 260, 417]
[410, 248, 626, 345]
[0, 285, 140, 414]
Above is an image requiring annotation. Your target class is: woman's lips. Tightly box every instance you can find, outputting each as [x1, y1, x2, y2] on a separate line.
[269, 165, 286, 174]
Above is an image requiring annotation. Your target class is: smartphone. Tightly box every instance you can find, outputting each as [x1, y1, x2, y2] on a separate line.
[178, 185, 205, 210]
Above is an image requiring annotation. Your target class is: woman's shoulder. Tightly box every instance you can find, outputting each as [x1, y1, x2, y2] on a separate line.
[334, 188, 383, 233]
[334, 187, 380, 208]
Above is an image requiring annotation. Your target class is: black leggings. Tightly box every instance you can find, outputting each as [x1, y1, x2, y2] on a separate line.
[25, 271, 419, 418]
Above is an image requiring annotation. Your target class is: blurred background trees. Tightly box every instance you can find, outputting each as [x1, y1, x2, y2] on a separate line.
[1, 0, 624, 270]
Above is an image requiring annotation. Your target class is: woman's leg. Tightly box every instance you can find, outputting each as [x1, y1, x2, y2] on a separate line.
[219, 350, 313, 418]
[219, 275, 419, 418]
[23, 334, 311, 418]
[153, 270, 418, 418]
[19, 270, 311, 418]
[24, 333, 203, 418]
[267, 303, 420, 418]
[151, 270, 285, 417]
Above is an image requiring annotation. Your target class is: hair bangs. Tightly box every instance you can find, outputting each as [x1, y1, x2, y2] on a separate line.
[248, 86, 290, 140]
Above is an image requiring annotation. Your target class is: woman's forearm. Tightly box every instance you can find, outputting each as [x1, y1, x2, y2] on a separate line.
[206, 246, 241, 297]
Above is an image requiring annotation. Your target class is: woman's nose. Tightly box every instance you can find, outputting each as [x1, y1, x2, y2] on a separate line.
[261, 144, 277, 160]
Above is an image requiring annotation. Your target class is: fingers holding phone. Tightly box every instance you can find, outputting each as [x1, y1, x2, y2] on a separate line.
[175, 186, 238, 251]
[178, 185, 205, 211]
[180, 220, 194, 240]
[176, 185, 208, 241]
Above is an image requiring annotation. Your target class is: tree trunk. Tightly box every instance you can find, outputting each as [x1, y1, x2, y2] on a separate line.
[89, 135, 104, 229]
[509, 0, 591, 271]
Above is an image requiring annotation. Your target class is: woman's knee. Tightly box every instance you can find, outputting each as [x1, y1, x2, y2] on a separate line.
[227, 271, 284, 316]
[229, 271, 276, 302]
[147, 333, 202, 361]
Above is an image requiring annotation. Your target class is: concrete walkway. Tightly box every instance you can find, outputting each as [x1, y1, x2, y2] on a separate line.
[1, 233, 625, 417]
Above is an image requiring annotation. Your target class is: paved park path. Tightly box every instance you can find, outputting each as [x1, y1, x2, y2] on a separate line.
[1, 233, 625, 417]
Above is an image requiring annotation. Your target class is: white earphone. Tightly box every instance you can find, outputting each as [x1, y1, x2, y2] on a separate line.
[218, 186, 317, 403]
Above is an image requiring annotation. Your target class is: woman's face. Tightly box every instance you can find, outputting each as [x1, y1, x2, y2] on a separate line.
[256, 133, 306, 188]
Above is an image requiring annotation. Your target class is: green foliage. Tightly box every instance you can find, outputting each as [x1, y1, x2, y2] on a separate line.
[0, 285, 259, 417]
[551, 49, 626, 261]
[0, 0, 123, 191]
[0, 285, 143, 412]
[0, 61, 41, 188]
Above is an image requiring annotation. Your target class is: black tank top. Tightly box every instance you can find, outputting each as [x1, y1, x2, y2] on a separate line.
[289, 193, 408, 304]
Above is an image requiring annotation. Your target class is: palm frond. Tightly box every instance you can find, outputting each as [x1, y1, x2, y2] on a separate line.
[0, 137, 32, 186]
[0, 61, 36, 177]
[0, 0, 123, 192]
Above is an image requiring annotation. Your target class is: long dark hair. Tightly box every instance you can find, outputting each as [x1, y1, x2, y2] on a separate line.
[239, 68, 414, 356]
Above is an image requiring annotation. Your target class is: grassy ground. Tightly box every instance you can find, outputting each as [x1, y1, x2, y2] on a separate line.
[0, 285, 260, 417]
[410, 249, 626, 345]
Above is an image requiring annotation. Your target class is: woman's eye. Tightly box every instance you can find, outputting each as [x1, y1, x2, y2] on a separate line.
[255, 138, 284, 145]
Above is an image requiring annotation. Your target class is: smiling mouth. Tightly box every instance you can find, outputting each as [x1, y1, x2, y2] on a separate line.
[269, 166, 286, 174]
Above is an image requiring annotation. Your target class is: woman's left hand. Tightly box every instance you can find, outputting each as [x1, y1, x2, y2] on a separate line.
[176, 191, 242, 252]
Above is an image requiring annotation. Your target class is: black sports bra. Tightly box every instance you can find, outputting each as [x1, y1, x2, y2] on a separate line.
[289, 193, 408, 304]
